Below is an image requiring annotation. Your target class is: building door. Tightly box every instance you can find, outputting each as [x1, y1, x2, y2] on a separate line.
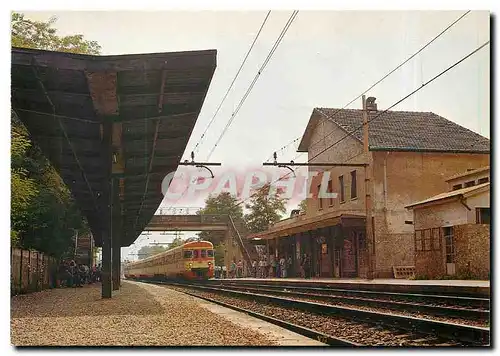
[342, 231, 357, 277]
[444, 227, 455, 275]
[320, 242, 331, 277]
[333, 249, 341, 277]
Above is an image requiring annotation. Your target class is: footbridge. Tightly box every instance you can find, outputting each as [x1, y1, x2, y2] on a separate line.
[144, 207, 256, 266]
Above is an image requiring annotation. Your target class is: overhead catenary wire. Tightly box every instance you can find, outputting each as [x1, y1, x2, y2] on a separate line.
[205, 10, 299, 161]
[193, 11, 272, 155]
[233, 39, 490, 209]
[266, 10, 472, 160]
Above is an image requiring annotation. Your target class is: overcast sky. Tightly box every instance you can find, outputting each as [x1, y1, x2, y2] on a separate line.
[20, 11, 490, 260]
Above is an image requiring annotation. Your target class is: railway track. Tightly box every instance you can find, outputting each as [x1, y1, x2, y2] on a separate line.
[208, 281, 490, 310]
[204, 282, 489, 322]
[139, 280, 490, 347]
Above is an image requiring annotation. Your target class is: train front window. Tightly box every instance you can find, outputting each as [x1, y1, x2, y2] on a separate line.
[201, 249, 207, 258]
[207, 250, 214, 257]
[192, 250, 199, 259]
[183, 250, 193, 259]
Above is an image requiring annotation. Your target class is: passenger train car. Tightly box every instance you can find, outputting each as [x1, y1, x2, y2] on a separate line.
[124, 241, 215, 280]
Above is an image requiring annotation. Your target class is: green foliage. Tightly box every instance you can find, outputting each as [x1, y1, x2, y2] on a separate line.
[298, 199, 307, 214]
[168, 237, 185, 249]
[244, 184, 288, 233]
[197, 192, 244, 246]
[10, 12, 100, 256]
[214, 243, 226, 266]
[11, 12, 101, 54]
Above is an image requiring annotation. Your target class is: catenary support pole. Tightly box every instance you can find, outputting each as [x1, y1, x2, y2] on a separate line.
[362, 95, 374, 280]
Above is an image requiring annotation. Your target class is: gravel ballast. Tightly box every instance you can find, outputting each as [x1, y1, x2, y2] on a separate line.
[11, 281, 277, 346]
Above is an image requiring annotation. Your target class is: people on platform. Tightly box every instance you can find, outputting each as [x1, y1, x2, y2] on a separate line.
[222, 265, 227, 279]
[287, 255, 293, 278]
[279, 256, 286, 278]
[236, 260, 243, 278]
[270, 256, 277, 278]
[251, 259, 257, 278]
[301, 254, 311, 279]
[229, 260, 237, 279]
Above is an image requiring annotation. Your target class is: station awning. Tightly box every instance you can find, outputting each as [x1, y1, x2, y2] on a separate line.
[11, 47, 217, 247]
[248, 212, 366, 241]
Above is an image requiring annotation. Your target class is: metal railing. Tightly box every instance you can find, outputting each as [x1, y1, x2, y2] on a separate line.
[155, 207, 203, 215]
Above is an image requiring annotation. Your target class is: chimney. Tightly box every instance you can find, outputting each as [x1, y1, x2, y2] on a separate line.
[366, 97, 377, 111]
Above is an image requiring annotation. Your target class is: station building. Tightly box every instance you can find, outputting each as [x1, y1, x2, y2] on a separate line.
[248, 102, 490, 278]
[406, 166, 490, 279]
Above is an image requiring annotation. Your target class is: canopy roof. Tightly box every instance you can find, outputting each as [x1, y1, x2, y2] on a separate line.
[12, 47, 217, 247]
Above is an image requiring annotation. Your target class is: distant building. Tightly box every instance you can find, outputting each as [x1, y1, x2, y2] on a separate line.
[248, 101, 490, 278]
[406, 167, 490, 279]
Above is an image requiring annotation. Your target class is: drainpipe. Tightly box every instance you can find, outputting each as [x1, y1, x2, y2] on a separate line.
[383, 152, 390, 211]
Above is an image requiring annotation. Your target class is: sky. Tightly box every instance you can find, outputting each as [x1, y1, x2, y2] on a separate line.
[19, 10, 491, 260]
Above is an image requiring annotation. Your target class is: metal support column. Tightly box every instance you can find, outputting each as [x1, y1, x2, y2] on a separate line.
[112, 240, 120, 290]
[111, 175, 121, 291]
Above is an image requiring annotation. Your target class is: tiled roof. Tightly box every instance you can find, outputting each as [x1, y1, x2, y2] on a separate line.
[405, 182, 490, 209]
[445, 166, 490, 182]
[298, 108, 490, 153]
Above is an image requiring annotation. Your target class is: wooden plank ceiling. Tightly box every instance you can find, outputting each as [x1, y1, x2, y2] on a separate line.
[11, 47, 217, 247]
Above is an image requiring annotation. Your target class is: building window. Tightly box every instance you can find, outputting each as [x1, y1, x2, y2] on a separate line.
[423, 229, 432, 251]
[464, 181, 475, 188]
[444, 227, 455, 263]
[328, 180, 334, 206]
[339, 175, 345, 202]
[478, 177, 489, 184]
[350, 170, 357, 199]
[415, 230, 423, 251]
[415, 228, 441, 251]
[476, 208, 490, 224]
[452, 184, 462, 191]
[317, 184, 323, 210]
[432, 228, 440, 250]
[321, 243, 328, 254]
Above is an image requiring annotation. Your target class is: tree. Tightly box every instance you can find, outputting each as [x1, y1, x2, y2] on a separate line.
[197, 192, 244, 246]
[244, 184, 288, 233]
[10, 13, 101, 256]
[298, 199, 308, 214]
[168, 237, 185, 249]
[11, 12, 101, 54]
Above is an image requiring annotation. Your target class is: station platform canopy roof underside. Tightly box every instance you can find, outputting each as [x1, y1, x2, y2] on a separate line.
[248, 212, 367, 242]
[11, 47, 217, 247]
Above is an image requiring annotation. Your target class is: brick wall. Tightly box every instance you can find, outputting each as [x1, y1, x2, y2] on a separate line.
[454, 223, 490, 279]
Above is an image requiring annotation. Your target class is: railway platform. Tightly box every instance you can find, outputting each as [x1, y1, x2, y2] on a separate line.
[11, 280, 324, 346]
[213, 278, 490, 297]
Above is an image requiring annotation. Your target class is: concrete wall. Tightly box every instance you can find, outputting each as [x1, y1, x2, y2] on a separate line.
[454, 224, 490, 279]
[465, 191, 490, 222]
[413, 200, 468, 230]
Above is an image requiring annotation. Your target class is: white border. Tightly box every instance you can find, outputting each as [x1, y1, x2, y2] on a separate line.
[3, 2, 497, 356]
